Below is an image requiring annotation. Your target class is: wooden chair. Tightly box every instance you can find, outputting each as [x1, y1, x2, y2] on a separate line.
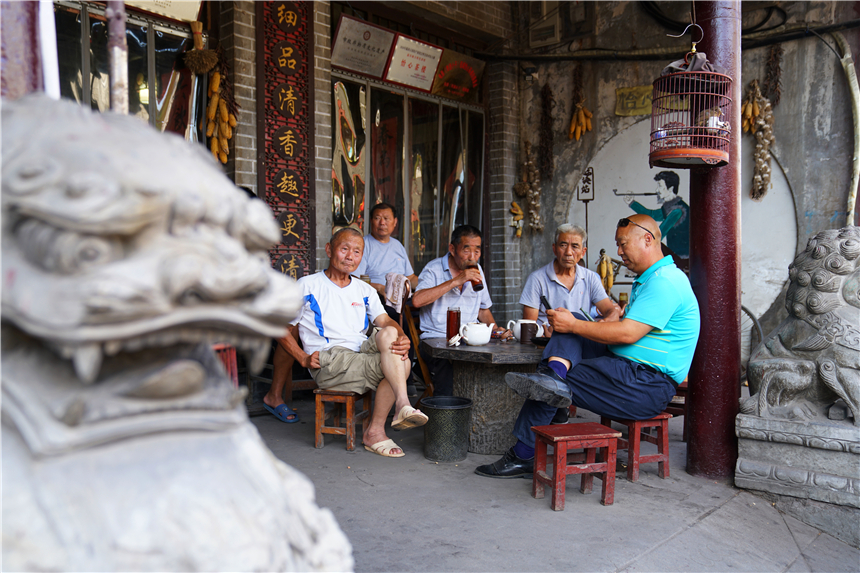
[403, 306, 434, 405]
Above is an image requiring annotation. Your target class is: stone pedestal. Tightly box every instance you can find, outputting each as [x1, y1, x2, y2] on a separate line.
[735, 414, 860, 508]
[453, 362, 529, 455]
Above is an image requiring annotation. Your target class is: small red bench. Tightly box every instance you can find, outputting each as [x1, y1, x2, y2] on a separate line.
[531, 422, 622, 511]
[600, 412, 671, 482]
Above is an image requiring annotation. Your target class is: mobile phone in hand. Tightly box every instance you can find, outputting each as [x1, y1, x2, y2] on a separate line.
[540, 295, 551, 311]
[579, 308, 596, 322]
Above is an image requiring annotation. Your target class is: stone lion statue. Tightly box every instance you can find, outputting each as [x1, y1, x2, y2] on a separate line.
[2, 95, 352, 571]
[741, 226, 860, 425]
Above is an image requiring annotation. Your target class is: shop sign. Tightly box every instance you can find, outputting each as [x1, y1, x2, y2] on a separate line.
[615, 86, 653, 116]
[331, 15, 395, 79]
[431, 51, 485, 104]
[384, 35, 442, 92]
[259, 1, 314, 277]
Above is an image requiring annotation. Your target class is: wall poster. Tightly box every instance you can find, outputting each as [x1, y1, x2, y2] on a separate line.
[257, 1, 315, 279]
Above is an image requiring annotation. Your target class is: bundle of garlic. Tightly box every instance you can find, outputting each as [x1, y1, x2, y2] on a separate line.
[743, 80, 775, 200]
[206, 65, 238, 165]
[512, 141, 543, 233]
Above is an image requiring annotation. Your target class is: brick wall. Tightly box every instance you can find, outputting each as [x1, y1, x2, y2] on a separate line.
[313, 1, 333, 270]
[400, 1, 513, 41]
[487, 61, 520, 324]
[218, 1, 257, 193]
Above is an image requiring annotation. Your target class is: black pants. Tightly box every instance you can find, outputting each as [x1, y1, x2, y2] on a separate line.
[419, 348, 454, 396]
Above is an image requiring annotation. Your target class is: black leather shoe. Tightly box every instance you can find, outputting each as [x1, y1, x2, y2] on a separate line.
[475, 447, 534, 479]
[505, 368, 572, 408]
[550, 407, 569, 424]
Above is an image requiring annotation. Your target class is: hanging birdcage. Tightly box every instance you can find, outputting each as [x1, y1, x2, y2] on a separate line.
[649, 26, 733, 169]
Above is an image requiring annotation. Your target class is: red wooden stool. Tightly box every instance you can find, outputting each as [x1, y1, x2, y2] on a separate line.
[531, 422, 622, 510]
[313, 389, 372, 451]
[600, 412, 671, 482]
[212, 343, 238, 388]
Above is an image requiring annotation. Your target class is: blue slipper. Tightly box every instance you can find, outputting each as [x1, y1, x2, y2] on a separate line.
[264, 403, 299, 424]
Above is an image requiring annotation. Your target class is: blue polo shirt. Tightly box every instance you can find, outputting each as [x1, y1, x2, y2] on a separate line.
[416, 254, 493, 339]
[519, 261, 608, 323]
[354, 235, 414, 284]
[608, 256, 700, 384]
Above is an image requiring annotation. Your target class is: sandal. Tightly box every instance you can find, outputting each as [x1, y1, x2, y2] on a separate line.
[364, 438, 405, 458]
[263, 403, 299, 423]
[391, 405, 429, 430]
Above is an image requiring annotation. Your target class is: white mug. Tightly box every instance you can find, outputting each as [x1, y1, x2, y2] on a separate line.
[506, 319, 544, 341]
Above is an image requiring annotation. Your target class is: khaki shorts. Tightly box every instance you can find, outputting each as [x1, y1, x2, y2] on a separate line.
[310, 328, 385, 394]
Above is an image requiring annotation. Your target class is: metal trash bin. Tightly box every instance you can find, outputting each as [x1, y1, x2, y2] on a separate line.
[419, 396, 472, 462]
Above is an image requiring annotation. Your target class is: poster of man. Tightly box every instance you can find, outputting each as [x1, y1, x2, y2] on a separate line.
[623, 170, 690, 261]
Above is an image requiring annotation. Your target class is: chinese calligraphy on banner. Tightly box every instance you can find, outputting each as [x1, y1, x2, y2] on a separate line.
[258, 1, 314, 280]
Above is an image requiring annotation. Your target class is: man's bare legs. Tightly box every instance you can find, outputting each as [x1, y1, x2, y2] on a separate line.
[362, 326, 413, 451]
[262, 341, 297, 421]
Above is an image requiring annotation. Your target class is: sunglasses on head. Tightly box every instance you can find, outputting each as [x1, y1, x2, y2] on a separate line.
[617, 218, 656, 240]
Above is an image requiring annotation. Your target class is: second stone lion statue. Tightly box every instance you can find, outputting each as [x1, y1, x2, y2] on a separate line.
[742, 226, 860, 426]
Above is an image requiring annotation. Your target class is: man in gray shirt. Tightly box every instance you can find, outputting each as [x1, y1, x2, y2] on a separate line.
[519, 224, 620, 422]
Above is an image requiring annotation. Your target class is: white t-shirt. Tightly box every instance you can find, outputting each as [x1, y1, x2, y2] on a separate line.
[290, 271, 386, 354]
[354, 234, 414, 284]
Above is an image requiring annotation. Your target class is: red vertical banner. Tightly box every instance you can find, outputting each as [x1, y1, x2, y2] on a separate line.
[257, 1, 315, 279]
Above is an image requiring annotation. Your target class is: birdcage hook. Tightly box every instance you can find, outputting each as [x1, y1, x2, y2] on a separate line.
[667, 23, 704, 55]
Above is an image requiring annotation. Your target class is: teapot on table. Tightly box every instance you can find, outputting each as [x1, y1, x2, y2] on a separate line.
[506, 319, 544, 342]
[459, 322, 494, 346]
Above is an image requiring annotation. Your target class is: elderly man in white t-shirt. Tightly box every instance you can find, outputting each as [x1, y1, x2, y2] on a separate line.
[265, 227, 427, 458]
[519, 224, 620, 423]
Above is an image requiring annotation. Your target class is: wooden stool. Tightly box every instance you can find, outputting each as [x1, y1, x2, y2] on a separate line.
[531, 422, 622, 510]
[212, 343, 238, 388]
[600, 412, 671, 482]
[313, 389, 372, 450]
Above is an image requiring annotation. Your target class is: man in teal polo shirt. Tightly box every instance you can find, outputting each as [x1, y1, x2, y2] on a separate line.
[476, 214, 700, 479]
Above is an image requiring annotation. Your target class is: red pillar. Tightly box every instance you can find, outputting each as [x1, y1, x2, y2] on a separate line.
[687, 1, 742, 478]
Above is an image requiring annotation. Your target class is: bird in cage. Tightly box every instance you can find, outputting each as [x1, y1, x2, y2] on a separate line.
[696, 107, 731, 137]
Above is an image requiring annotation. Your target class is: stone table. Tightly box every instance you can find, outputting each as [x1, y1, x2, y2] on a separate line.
[420, 338, 544, 455]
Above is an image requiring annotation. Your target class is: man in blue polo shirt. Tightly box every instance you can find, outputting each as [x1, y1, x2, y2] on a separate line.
[520, 224, 620, 423]
[412, 225, 511, 396]
[476, 214, 700, 478]
[355, 202, 418, 317]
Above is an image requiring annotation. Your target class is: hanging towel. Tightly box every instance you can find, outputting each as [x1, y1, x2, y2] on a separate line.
[384, 272, 411, 314]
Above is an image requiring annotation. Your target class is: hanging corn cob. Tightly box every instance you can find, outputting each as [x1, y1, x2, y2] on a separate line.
[568, 64, 593, 141]
[205, 50, 240, 165]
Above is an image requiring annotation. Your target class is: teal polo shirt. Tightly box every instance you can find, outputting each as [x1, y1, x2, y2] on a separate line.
[609, 256, 700, 383]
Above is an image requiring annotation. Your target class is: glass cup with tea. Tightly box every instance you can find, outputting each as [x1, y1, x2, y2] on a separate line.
[446, 307, 461, 343]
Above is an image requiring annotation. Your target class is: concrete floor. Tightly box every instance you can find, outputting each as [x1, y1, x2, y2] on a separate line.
[253, 393, 859, 572]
